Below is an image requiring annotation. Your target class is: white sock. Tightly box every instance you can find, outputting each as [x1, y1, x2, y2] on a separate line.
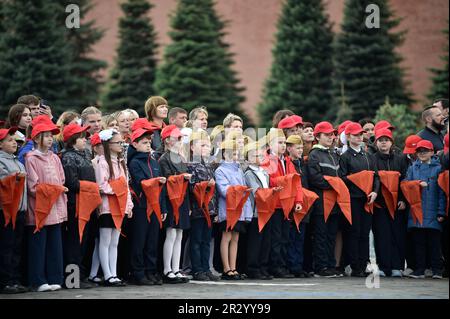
[163, 228, 177, 275]
[109, 229, 120, 279]
[99, 228, 113, 280]
[89, 238, 100, 279]
[172, 229, 183, 274]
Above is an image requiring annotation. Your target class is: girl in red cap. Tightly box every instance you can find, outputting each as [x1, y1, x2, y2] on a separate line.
[25, 122, 68, 292]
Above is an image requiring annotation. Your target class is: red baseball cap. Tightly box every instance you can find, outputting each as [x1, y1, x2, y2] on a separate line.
[403, 135, 422, 154]
[278, 116, 297, 129]
[345, 122, 365, 135]
[0, 127, 18, 140]
[374, 120, 395, 132]
[291, 115, 304, 126]
[31, 115, 53, 127]
[63, 123, 90, 143]
[31, 123, 60, 139]
[444, 133, 449, 153]
[415, 140, 434, 152]
[314, 121, 337, 136]
[131, 118, 160, 132]
[375, 128, 393, 141]
[131, 128, 154, 143]
[338, 120, 352, 135]
[161, 124, 185, 140]
[90, 133, 101, 147]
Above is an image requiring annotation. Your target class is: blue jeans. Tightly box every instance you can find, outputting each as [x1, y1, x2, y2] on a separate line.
[287, 221, 306, 273]
[190, 218, 212, 273]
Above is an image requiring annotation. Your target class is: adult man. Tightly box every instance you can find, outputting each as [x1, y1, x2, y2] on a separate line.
[168, 107, 188, 129]
[417, 106, 445, 152]
[81, 106, 102, 155]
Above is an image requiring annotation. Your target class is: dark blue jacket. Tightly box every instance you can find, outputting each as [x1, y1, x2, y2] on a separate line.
[405, 157, 446, 231]
[127, 145, 167, 213]
[417, 127, 444, 152]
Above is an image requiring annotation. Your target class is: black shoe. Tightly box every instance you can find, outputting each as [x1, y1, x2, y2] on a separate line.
[272, 269, 294, 279]
[333, 268, 344, 277]
[222, 270, 239, 280]
[80, 278, 98, 289]
[314, 268, 337, 278]
[130, 277, 154, 286]
[247, 271, 263, 280]
[351, 270, 367, 278]
[163, 272, 183, 284]
[193, 272, 210, 281]
[205, 271, 221, 281]
[1, 285, 21, 294]
[260, 270, 274, 280]
[150, 273, 163, 285]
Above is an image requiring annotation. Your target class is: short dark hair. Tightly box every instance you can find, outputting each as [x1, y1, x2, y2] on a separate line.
[65, 132, 86, 149]
[168, 107, 187, 119]
[272, 110, 295, 128]
[422, 105, 438, 122]
[434, 98, 449, 109]
[359, 118, 375, 127]
[133, 133, 153, 144]
[17, 95, 40, 106]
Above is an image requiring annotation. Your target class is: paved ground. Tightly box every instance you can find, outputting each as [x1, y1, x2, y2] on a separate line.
[1, 277, 448, 299]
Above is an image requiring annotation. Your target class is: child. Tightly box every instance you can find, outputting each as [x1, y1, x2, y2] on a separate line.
[95, 129, 133, 286]
[0, 127, 28, 294]
[215, 139, 252, 280]
[260, 129, 303, 278]
[187, 131, 220, 281]
[127, 127, 166, 285]
[244, 141, 275, 280]
[285, 135, 310, 277]
[405, 140, 446, 279]
[25, 122, 68, 292]
[307, 122, 344, 278]
[372, 129, 408, 277]
[60, 123, 98, 288]
[158, 125, 191, 284]
[339, 122, 380, 277]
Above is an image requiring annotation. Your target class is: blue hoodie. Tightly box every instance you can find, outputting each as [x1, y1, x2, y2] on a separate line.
[405, 157, 446, 231]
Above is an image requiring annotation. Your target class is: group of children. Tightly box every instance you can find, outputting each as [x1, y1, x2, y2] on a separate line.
[0, 95, 448, 294]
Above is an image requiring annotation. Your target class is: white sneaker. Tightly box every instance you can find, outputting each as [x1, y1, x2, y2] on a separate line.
[37, 284, 52, 292]
[344, 265, 352, 277]
[377, 270, 386, 277]
[391, 270, 402, 278]
[402, 268, 413, 276]
[50, 284, 62, 291]
[424, 269, 433, 278]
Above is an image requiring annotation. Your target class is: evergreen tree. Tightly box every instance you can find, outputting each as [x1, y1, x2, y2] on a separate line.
[0, 0, 72, 117]
[154, 0, 247, 126]
[428, 23, 449, 100]
[258, 0, 334, 127]
[101, 0, 158, 112]
[334, 0, 412, 121]
[62, 0, 107, 108]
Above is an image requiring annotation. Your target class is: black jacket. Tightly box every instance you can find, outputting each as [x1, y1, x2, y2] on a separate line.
[61, 148, 97, 208]
[373, 150, 409, 208]
[127, 145, 167, 213]
[307, 146, 341, 216]
[187, 158, 217, 219]
[417, 127, 445, 152]
[291, 158, 309, 189]
[439, 152, 449, 170]
[339, 147, 380, 198]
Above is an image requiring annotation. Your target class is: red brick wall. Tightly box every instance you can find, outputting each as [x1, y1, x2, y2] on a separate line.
[86, 0, 449, 123]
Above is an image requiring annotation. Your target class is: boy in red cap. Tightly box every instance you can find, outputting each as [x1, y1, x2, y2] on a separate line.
[0, 127, 28, 293]
[60, 123, 99, 288]
[372, 129, 409, 277]
[339, 122, 380, 277]
[405, 140, 446, 279]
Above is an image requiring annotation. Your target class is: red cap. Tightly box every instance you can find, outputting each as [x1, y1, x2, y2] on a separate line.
[0, 127, 18, 140]
[375, 128, 393, 141]
[291, 115, 304, 126]
[131, 118, 160, 132]
[374, 120, 395, 132]
[131, 128, 154, 143]
[161, 124, 185, 140]
[31, 123, 60, 139]
[314, 121, 337, 136]
[403, 135, 422, 154]
[31, 115, 53, 127]
[278, 116, 297, 129]
[345, 122, 365, 135]
[415, 140, 434, 152]
[90, 133, 101, 147]
[444, 133, 449, 153]
[63, 123, 90, 143]
[338, 120, 352, 135]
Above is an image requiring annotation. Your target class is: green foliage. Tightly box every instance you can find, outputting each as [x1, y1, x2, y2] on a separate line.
[428, 23, 449, 101]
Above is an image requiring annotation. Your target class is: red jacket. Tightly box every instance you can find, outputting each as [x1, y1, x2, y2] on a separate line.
[260, 153, 303, 209]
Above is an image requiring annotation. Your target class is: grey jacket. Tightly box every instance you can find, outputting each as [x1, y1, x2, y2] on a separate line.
[244, 166, 270, 218]
[0, 150, 27, 212]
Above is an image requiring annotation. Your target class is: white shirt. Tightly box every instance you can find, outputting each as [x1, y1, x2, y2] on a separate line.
[249, 165, 269, 188]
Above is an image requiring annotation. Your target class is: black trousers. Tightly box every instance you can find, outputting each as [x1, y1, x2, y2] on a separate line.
[269, 209, 290, 272]
[129, 209, 160, 279]
[343, 197, 372, 272]
[412, 228, 442, 273]
[247, 217, 271, 275]
[190, 218, 212, 274]
[372, 207, 407, 274]
[442, 220, 449, 274]
[0, 210, 25, 287]
[312, 213, 339, 272]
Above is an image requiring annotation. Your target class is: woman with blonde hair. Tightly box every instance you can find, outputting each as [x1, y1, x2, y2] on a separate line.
[144, 96, 169, 159]
[54, 111, 80, 153]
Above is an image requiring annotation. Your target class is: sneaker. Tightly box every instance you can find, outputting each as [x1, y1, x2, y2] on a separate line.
[37, 284, 53, 292]
[205, 271, 220, 281]
[210, 268, 221, 277]
[13, 284, 28, 293]
[344, 265, 352, 277]
[391, 270, 403, 278]
[432, 272, 443, 279]
[402, 268, 414, 276]
[424, 269, 433, 278]
[193, 272, 210, 281]
[150, 273, 163, 285]
[174, 271, 190, 283]
[50, 284, 62, 291]
[1, 285, 20, 294]
[408, 271, 425, 279]
[314, 268, 337, 278]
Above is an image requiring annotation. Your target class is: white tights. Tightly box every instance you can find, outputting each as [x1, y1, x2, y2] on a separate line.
[163, 227, 183, 275]
[99, 228, 120, 280]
